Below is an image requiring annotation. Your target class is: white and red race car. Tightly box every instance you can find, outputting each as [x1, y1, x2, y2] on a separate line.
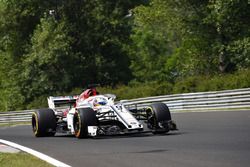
[32, 86, 177, 138]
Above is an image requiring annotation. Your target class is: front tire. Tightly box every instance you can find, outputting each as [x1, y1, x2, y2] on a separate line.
[146, 103, 173, 134]
[32, 109, 56, 137]
[73, 108, 97, 138]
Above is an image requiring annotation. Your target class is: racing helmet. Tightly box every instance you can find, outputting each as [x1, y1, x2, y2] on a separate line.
[93, 97, 107, 106]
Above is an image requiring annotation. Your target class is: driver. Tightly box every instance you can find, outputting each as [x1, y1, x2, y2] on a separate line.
[93, 97, 107, 107]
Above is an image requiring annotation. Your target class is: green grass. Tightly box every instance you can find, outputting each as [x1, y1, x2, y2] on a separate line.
[0, 152, 53, 167]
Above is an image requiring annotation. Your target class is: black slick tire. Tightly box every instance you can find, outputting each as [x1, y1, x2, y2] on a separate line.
[32, 109, 56, 137]
[146, 103, 172, 134]
[73, 108, 97, 138]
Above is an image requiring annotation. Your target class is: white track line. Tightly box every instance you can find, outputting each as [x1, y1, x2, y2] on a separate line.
[0, 139, 71, 167]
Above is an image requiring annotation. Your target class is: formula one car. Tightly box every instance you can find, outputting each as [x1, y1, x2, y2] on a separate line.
[32, 86, 177, 138]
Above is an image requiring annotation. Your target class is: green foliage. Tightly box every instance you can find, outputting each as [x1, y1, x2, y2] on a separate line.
[26, 95, 48, 109]
[0, 0, 249, 111]
[0, 51, 24, 111]
[26, 69, 250, 109]
[0, 0, 53, 58]
[0, 0, 142, 111]
[0, 0, 55, 111]
[130, 0, 182, 82]
[21, 17, 73, 101]
[204, 0, 250, 72]
[130, 0, 250, 81]
[227, 37, 250, 70]
[60, 0, 136, 85]
[87, 69, 250, 100]
[173, 69, 250, 94]
[95, 81, 173, 100]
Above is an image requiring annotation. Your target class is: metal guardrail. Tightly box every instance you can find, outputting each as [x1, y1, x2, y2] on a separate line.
[1, 88, 250, 124]
[122, 88, 250, 112]
[0, 110, 34, 124]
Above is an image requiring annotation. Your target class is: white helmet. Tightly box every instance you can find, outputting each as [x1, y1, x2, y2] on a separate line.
[93, 97, 107, 106]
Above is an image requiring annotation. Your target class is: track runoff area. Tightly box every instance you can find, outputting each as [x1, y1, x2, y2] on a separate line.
[0, 139, 71, 167]
[1, 110, 250, 167]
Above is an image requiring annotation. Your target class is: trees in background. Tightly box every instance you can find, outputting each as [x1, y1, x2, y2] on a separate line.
[0, 0, 249, 111]
[0, 0, 144, 110]
[130, 0, 250, 82]
[0, 0, 51, 110]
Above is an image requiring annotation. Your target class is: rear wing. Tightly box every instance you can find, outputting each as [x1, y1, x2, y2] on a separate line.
[48, 96, 79, 109]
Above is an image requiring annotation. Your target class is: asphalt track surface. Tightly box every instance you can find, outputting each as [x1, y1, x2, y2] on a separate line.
[1, 110, 250, 167]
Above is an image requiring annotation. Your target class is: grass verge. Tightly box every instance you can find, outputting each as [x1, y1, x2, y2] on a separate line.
[0, 152, 53, 167]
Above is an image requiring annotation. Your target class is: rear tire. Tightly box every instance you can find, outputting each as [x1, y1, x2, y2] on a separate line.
[32, 109, 56, 137]
[73, 108, 97, 138]
[146, 103, 172, 134]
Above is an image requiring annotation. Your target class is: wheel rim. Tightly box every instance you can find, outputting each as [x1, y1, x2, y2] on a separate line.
[73, 112, 81, 137]
[146, 107, 156, 128]
[32, 113, 38, 135]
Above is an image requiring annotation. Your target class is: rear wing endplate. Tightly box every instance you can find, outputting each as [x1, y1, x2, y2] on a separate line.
[48, 96, 79, 109]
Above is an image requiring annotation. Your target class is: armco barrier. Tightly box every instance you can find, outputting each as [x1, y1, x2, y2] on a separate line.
[0, 110, 33, 124]
[1, 88, 250, 124]
[122, 88, 250, 112]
